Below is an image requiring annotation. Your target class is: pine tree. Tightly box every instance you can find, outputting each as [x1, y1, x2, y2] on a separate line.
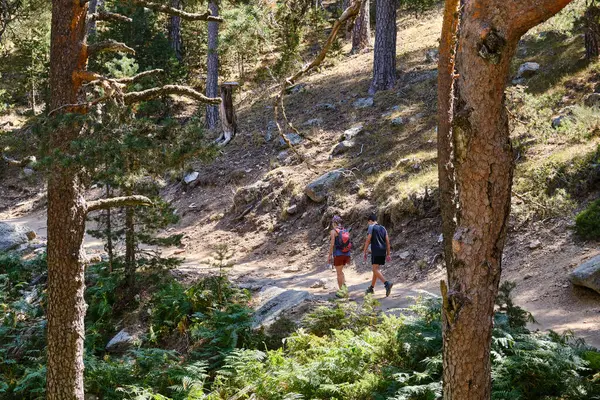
[369, 0, 396, 94]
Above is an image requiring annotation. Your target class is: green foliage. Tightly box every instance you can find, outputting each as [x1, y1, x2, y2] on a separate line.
[495, 281, 536, 331]
[575, 198, 600, 240]
[302, 295, 380, 336]
[398, 0, 441, 16]
[272, 0, 312, 77]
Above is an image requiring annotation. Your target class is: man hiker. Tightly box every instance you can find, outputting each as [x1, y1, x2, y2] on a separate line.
[363, 213, 393, 297]
[328, 215, 351, 298]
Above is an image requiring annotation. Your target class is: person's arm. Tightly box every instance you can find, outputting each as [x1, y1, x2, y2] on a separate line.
[386, 231, 391, 261]
[363, 234, 371, 260]
[328, 230, 335, 264]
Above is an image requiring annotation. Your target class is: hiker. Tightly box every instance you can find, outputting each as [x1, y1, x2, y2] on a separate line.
[363, 213, 393, 297]
[328, 215, 351, 298]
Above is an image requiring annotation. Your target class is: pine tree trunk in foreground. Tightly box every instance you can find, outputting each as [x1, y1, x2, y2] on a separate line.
[585, 5, 600, 59]
[437, 0, 574, 399]
[205, 0, 220, 129]
[369, 0, 396, 94]
[168, 0, 183, 61]
[351, 0, 370, 53]
[47, 1, 88, 398]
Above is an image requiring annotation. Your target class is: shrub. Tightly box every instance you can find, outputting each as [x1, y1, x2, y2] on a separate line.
[575, 198, 600, 240]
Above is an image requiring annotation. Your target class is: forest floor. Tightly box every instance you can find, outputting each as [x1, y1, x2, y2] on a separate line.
[2, 2, 600, 347]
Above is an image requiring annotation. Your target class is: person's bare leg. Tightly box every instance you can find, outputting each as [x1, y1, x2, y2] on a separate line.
[372, 265, 386, 287]
[335, 265, 345, 289]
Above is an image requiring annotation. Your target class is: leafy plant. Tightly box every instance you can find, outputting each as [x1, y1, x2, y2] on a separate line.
[575, 198, 600, 240]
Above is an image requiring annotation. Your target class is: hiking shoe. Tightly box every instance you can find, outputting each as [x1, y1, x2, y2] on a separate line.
[384, 281, 393, 297]
[365, 286, 374, 295]
[336, 285, 349, 298]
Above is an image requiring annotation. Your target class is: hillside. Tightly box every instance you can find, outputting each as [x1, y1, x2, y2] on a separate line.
[2, 0, 600, 349]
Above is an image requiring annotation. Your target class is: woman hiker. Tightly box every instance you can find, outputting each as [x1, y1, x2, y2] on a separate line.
[328, 215, 352, 298]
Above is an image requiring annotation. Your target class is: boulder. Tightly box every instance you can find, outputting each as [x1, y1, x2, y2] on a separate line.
[0, 222, 34, 252]
[106, 329, 136, 353]
[342, 125, 363, 141]
[278, 132, 303, 148]
[353, 97, 374, 108]
[233, 180, 271, 210]
[584, 93, 600, 108]
[517, 62, 540, 78]
[331, 140, 355, 156]
[569, 255, 600, 294]
[305, 169, 346, 203]
[252, 286, 311, 329]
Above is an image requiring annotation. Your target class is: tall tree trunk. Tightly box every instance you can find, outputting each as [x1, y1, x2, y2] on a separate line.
[47, 1, 89, 398]
[87, 0, 103, 36]
[369, 0, 396, 94]
[125, 206, 135, 288]
[205, 0, 220, 130]
[105, 184, 114, 272]
[351, 0, 370, 53]
[437, 0, 574, 399]
[168, 0, 183, 61]
[342, 0, 355, 39]
[585, 4, 600, 59]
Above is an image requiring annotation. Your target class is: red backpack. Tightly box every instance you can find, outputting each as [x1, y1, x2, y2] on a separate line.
[335, 228, 352, 253]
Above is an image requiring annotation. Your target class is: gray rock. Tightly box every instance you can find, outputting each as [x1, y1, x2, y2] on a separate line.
[286, 83, 307, 94]
[0, 222, 33, 252]
[286, 204, 298, 215]
[517, 62, 540, 78]
[304, 118, 322, 126]
[399, 251, 411, 260]
[277, 150, 290, 162]
[512, 77, 526, 85]
[331, 140, 355, 156]
[310, 278, 328, 289]
[426, 49, 439, 63]
[278, 132, 303, 148]
[265, 121, 277, 142]
[552, 115, 566, 129]
[584, 93, 600, 108]
[342, 125, 363, 141]
[391, 117, 406, 126]
[183, 171, 199, 184]
[233, 180, 271, 210]
[253, 286, 311, 328]
[106, 329, 136, 353]
[353, 97, 374, 108]
[528, 240, 542, 250]
[305, 169, 347, 203]
[22, 167, 34, 177]
[569, 255, 600, 294]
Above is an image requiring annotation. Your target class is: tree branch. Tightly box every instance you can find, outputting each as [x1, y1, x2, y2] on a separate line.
[115, 69, 163, 84]
[89, 11, 133, 24]
[132, 0, 224, 22]
[87, 195, 153, 213]
[123, 85, 221, 105]
[509, 0, 574, 34]
[88, 40, 135, 58]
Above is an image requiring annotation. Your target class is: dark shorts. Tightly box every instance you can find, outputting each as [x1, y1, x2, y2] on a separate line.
[372, 255, 386, 266]
[334, 255, 350, 267]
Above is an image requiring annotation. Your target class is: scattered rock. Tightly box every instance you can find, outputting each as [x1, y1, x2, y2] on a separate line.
[517, 62, 540, 78]
[277, 150, 290, 162]
[253, 286, 311, 328]
[0, 222, 33, 252]
[305, 169, 347, 203]
[286, 83, 307, 94]
[286, 204, 298, 215]
[569, 255, 600, 295]
[22, 167, 35, 177]
[310, 279, 328, 289]
[331, 140, 356, 156]
[304, 118, 322, 126]
[342, 125, 364, 141]
[551, 115, 566, 129]
[106, 329, 136, 353]
[183, 171, 200, 184]
[584, 93, 600, 108]
[233, 180, 271, 210]
[391, 117, 406, 126]
[265, 121, 278, 142]
[353, 97, 374, 108]
[278, 132, 304, 148]
[283, 265, 300, 273]
[523, 274, 533, 280]
[399, 251, 411, 260]
[315, 103, 336, 110]
[426, 49, 439, 63]
[528, 240, 542, 250]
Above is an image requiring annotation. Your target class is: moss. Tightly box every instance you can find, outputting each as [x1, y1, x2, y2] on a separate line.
[575, 198, 600, 240]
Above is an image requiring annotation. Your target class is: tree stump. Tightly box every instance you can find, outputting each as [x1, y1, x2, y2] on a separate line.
[216, 82, 238, 146]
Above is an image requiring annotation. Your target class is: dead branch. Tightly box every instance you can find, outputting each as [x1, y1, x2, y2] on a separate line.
[87, 195, 152, 213]
[132, 0, 223, 22]
[90, 11, 132, 24]
[512, 191, 550, 211]
[123, 85, 221, 105]
[2, 154, 36, 167]
[88, 40, 135, 58]
[115, 69, 163, 84]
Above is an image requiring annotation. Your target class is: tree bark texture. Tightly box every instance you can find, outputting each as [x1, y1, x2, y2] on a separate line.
[369, 0, 396, 94]
[168, 0, 183, 61]
[47, 1, 89, 398]
[352, 0, 370, 53]
[205, 0, 220, 129]
[342, 0, 356, 39]
[125, 206, 136, 288]
[437, 1, 574, 399]
[585, 5, 600, 59]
